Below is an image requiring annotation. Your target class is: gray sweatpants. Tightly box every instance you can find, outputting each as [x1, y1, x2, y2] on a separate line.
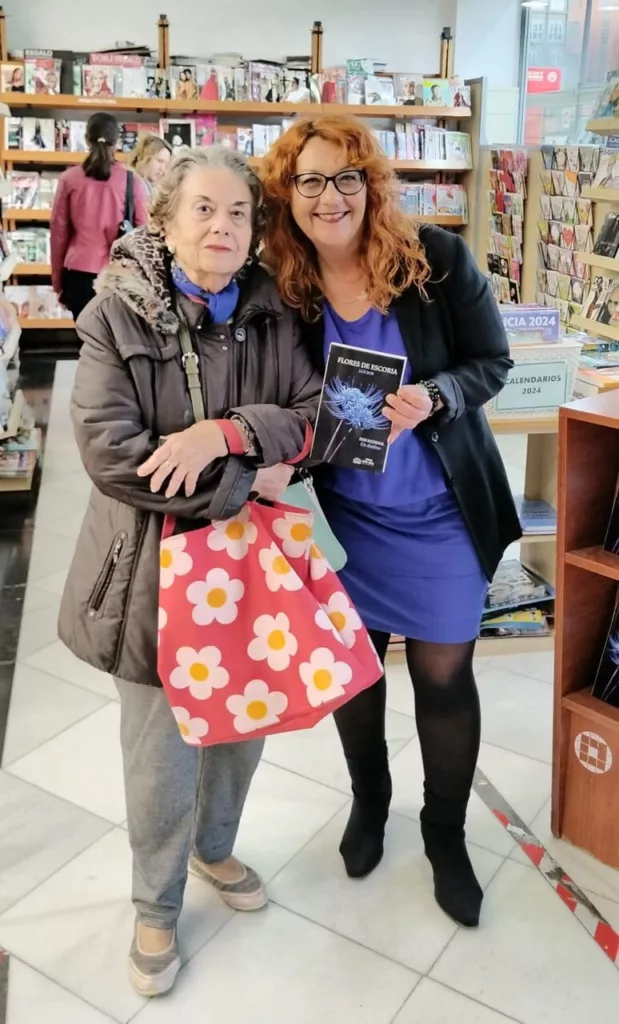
[115, 679, 264, 930]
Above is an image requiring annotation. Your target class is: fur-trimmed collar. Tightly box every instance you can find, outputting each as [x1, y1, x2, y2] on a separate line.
[96, 226, 283, 335]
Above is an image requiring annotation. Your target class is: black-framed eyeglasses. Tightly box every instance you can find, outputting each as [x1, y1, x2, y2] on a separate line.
[292, 169, 367, 198]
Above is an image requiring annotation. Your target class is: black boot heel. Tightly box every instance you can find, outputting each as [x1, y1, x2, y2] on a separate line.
[340, 783, 392, 878]
[421, 819, 483, 927]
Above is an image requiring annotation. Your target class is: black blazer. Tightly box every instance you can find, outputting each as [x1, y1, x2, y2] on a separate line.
[302, 225, 522, 581]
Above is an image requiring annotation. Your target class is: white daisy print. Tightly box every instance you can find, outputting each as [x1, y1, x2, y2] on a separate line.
[172, 706, 209, 745]
[300, 647, 353, 707]
[160, 535, 193, 590]
[272, 514, 314, 560]
[315, 607, 345, 644]
[247, 613, 298, 671]
[309, 542, 329, 581]
[321, 592, 363, 649]
[158, 607, 168, 631]
[207, 506, 258, 561]
[259, 544, 303, 593]
[226, 680, 288, 734]
[170, 645, 229, 700]
[186, 568, 244, 626]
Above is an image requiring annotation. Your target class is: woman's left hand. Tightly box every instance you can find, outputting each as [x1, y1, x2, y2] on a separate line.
[383, 385, 438, 443]
[137, 421, 228, 498]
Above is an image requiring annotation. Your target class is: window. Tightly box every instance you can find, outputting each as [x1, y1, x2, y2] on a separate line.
[530, 17, 545, 43]
[547, 17, 566, 43]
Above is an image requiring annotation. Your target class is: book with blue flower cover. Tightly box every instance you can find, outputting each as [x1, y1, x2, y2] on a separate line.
[592, 601, 619, 708]
[310, 342, 407, 473]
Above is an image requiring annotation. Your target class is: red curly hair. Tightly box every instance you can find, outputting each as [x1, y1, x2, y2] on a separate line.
[261, 114, 431, 320]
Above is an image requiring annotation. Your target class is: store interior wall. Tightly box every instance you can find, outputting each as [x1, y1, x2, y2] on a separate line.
[3, 0, 458, 72]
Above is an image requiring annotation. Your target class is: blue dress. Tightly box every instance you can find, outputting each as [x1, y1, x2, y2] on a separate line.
[317, 303, 487, 644]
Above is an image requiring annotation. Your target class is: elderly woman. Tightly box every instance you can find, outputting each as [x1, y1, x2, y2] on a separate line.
[59, 147, 320, 997]
[262, 115, 521, 929]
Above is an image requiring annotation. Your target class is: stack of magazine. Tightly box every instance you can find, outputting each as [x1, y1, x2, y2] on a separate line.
[480, 559, 554, 639]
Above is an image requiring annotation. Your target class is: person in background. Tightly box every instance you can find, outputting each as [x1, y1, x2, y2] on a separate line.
[59, 146, 320, 997]
[51, 112, 149, 321]
[262, 114, 521, 929]
[126, 134, 172, 198]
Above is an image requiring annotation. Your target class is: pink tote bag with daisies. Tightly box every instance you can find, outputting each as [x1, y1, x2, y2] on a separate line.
[157, 500, 382, 747]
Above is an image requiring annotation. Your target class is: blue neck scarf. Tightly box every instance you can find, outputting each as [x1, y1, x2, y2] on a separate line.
[171, 261, 240, 324]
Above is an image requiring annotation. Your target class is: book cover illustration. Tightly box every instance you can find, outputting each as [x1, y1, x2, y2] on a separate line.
[594, 213, 619, 258]
[1, 62, 25, 92]
[22, 118, 55, 152]
[604, 475, 619, 555]
[25, 57, 61, 95]
[169, 65, 199, 100]
[592, 602, 619, 708]
[513, 496, 557, 534]
[365, 75, 395, 106]
[484, 559, 555, 617]
[422, 79, 450, 106]
[311, 343, 407, 473]
[393, 73, 420, 105]
[160, 119, 195, 155]
[82, 65, 115, 98]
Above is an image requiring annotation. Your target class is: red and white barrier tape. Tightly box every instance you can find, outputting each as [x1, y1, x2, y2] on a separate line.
[473, 767, 619, 966]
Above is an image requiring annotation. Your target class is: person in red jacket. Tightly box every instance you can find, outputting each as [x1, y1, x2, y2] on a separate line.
[51, 112, 149, 321]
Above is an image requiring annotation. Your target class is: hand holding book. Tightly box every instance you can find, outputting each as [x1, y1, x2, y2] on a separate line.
[384, 384, 440, 443]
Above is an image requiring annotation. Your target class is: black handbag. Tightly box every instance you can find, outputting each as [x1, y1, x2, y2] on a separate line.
[117, 169, 135, 238]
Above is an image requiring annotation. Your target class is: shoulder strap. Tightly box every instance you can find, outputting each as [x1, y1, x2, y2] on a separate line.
[124, 170, 135, 227]
[177, 313, 206, 423]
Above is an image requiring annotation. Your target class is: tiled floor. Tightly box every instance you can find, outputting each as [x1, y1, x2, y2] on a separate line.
[1, 360, 619, 1023]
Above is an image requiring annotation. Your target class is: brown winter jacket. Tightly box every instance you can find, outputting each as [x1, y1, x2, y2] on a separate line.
[58, 227, 322, 687]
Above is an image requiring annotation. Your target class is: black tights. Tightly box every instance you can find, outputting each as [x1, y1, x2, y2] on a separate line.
[334, 629, 481, 819]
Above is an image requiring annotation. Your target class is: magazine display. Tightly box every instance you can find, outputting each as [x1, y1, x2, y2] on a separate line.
[24, 54, 61, 94]
[591, 602, 619, 708]
[486, 148, 528, 305]
[536, 144, 598, 328]
[582, 275, 619, 326]
[399, 183, 467, 220]
[604, 476, 619, 556]
[311, 343, 406, 473]
[159, 119, 196, 154]
[594, 213, 619, 259]
[480, 609, 551, 639]
[484, 559, 555, 617]
[5, 284, 71, 321]
[7, 228, 51, 265]
[0, 62, 25, 92]
[371, 126, 471, 164]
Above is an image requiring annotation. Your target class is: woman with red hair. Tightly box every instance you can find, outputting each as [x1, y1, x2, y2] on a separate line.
[261, 115, 520, 928]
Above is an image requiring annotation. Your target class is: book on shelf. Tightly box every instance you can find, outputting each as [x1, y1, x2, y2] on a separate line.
[484, 559, 555, 618]
[579, 349, 619, 369]
[6, 228, 51, 264]
[24, 54, 62, 95]
[479, 608, 552, 639]
[0, 62, 25, 92]
[311, 343, 406, 473]
[593, 213, 619, 259]
[159, 119, 196, 154]
[5, 285, 71, 320]
[591, 601, 619, 708]
[398, 182, 467, 219]
[592, 149, 619, 191]
[513, 496, 557, 535]
[0, 449, 38, 478]
[582, 275, 619, 324]
[422, 79, 451, 107]
[592, 71, 619, 120]
[603, 475, 619, 556]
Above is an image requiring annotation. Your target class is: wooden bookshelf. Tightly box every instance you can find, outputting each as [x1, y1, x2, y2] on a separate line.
[580, 186, 619, 204]
[552, 390, 619, 868]
[571, 315, 619, 343]
[2, 150, 127, 165]
[18, 317, 74, 330]
[12, 263, 51, 276]
[3, 209, 51, 222]
[410, 214, 468, 226]
[574, 251, 619, 273]
[0, 92, 472, 121]
[487, 413, 558, 435]
[587, 117, 619, 135]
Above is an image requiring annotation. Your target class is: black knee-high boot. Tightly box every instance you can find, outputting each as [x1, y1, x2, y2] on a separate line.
[334, 630, 392, 878]
[407, 638, 483, 927]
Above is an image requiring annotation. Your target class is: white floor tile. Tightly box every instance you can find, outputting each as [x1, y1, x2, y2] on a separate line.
[134, 903, 419, 1024]
[7, 960, 115, 1024]
[511, 800, 619, 903]
[483, 650, 554, 686]
[35, 568, 70, 596]
[477, 666, 553, 763]
[431, 859, 619, 1024]
[26, 526, 79, 585]
[394, 978, 518, 1024]
[234, 761, 348, 883]
[390, 740, 517, 858]
[0, 829, 232, 1024]
[585, 891, 619, 933]
[2, 663, 108, 767]
[53, 467, 91, 498]
[7, 702, 126, 824]
[24, 640, 118, 701]
[264, 709, 416, 794]
[385, 659, 415, 717]
[477, 742, 551, 827]
[34, 482, 89, 529]
[15, 597, 61, 660]
[22, 584, 61, 614]
[269, 807, 503, 974]
[0, 771, 110, 915]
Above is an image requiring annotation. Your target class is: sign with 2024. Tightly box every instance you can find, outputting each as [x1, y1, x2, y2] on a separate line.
[496, 360, 569, 413]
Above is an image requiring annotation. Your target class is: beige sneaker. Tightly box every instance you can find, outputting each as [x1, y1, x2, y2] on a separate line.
[189, 852, 268, 911]
[128, 923, 181, 997]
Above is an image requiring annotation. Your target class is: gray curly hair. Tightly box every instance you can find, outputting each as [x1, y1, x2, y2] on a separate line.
[149, 145, 265, 259]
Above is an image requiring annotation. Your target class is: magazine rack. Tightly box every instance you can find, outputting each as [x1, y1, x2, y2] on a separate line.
[0, 15, 482, 337]
[552, 391, 619, 867]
